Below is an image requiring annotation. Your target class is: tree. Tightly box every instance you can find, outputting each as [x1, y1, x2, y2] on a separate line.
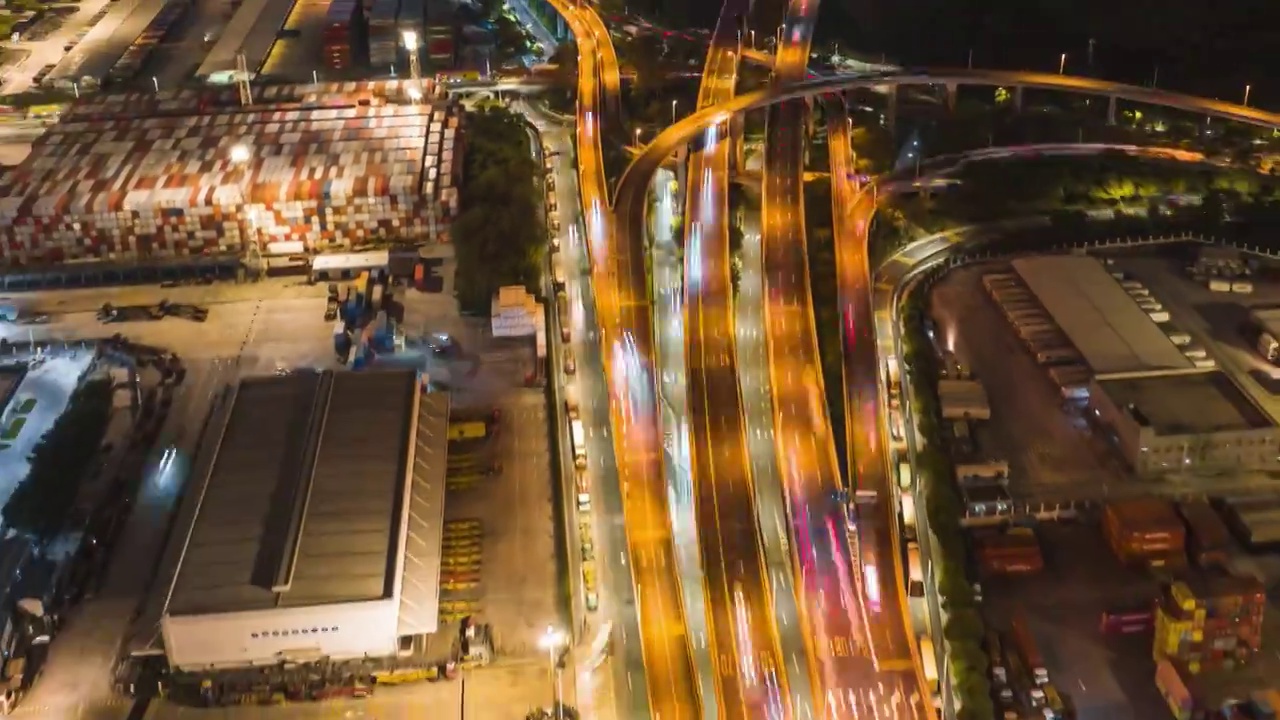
[454, 107, 548, 314]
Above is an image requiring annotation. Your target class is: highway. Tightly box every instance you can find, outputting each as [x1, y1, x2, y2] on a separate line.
[826, 93, 930, 711]
[542, 0, 702, 717]
[681, 0, 797, 715]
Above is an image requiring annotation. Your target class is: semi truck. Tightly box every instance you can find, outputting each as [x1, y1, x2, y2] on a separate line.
[1011, 608, 1049, 686]
[570, 419, 586, 468]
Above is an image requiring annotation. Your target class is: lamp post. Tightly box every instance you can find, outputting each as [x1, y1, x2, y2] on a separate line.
[1244, 84, 1252, 107]
[538, 626, 565, 720]
[1058, 53, 1066, 75]
[402, 30, 421, 82]
[671, 99, 678, 124]
[634, 127, 641, 147]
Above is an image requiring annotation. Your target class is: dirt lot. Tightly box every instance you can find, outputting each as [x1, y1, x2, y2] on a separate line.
[929, 264, 1130, 501]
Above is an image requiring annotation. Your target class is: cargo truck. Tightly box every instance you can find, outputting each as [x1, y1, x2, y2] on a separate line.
[1176, 499, 1232, 567]
[570, 419, 587, 468]
[1011, 608, 1049, 686]
[1154, 659, 1192, 720]
[1104, 498, 1186, 567]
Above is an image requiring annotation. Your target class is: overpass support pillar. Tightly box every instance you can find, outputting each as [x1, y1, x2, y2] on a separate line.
[884, 84, 898, 135]
[1107, 95, 1118, 125]
[674, 144, 688, 215]
[730, 112, 745, 173]
[945, 82, 958, 112]
[1013, 86, 1024, 113]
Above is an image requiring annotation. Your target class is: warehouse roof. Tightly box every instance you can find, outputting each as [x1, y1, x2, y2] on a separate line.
[1098, 372, 1272, 436]
[49, 0, 168, 85]
[1012, 256, 1191, 376]
[165, 369, 419, 616]
[196, 0, 295, 78]
[397, 391, 449, 637]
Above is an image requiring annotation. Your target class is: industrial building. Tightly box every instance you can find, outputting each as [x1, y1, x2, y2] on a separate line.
[1006, 256, 1280, 476]
[0, 82, 461, 267]
[147, 370, 448, 670]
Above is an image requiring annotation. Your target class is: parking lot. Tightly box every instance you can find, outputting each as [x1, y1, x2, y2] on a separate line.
[929, 265, 1130, 501]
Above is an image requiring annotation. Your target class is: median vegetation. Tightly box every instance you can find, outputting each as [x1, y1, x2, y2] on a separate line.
[454, 106, 548, 314]
[802, 178, 849, 474]
[899, 293, 994, 720]
[3, 377, 113, 540]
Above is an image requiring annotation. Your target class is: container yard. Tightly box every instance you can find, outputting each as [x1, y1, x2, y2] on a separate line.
[196, 0, 298, 80]
[1153, 572, 1264, 673]
[1103, 498, 1187, 568]
[367, 0, 401, 70]
[105, 0, 190, 86]
[0, 81, 462, 266]
[322, 0, 360, 71]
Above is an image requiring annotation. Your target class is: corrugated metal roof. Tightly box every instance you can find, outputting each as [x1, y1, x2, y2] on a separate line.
[166, 370, 418, 616]
[196, 0, 294, 77]
[1012, 255, 1191, 376]
[397, 391, 448, 637]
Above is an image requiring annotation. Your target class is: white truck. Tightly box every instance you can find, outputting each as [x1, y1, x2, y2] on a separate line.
[570, 419, 587, 468]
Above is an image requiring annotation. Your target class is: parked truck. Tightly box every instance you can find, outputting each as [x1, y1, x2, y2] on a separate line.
[1176, 499, 1232, 567]
[976, 527, 1044, 576]
[1011, 608, 1048, 686]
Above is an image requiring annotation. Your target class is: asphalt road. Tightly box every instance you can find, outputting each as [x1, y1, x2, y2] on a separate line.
[543, 0, 702, 715]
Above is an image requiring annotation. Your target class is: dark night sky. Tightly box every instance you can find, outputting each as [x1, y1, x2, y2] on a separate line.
[822, 0, 1280, 103]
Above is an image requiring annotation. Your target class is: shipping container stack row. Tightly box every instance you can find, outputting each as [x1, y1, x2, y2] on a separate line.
[425, 24, 453, 68]
[981, 270, 1091, 401]
[0, 95, 464, 264]
[1153, 572, 1265, 674]
[107, 0, 192, 85]
[1103, 498, 1188, 570]
[60, 80, 415, 122]
[322, 0, 361, 71]
[367, 0, 401, 69]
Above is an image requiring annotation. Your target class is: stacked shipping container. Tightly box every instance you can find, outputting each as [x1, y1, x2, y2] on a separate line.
[107, 0, 192, 86]
[1103, 498, 1187, 568]
[367, 0, 401, 69]
[974, 526, 1044, 576]
[322, 0, 360, 70]
[0, 82, 462, 265]
[1153, 573, 1265, 673]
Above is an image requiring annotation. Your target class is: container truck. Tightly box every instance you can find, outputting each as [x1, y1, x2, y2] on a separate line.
[1176, 499, 1232, 567]
[570, 419, 587, 468]
[1154, 659, 1192, 720]
[1103, 498, 1186, 566]
[1011, 608, 1049, 686]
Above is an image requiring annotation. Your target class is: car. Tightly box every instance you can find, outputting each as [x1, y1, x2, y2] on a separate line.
[564, 347, 576, 375]
[585, 592, 599, 611]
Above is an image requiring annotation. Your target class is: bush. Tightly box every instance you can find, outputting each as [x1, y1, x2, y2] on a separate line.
[3, 377, 112, 539]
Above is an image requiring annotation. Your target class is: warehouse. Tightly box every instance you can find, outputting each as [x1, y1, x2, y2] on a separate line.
[1093, 372, 1280, 475]
[153, 370, 448, 670]
[1010, 255, 1280, 475]
[46, 0, 171, 89]
[0, 81, 460, 267]
[1011, 255, 1191, 377]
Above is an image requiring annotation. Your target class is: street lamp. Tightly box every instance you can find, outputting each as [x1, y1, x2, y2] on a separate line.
[1058, 53, 1066, 75]
[407, 86, 423, 103]
[634, 127, 641, 146]
[538, 626, 565, 720]
[1244, 84, 1252, 107]
[229, 144, 251, 164]
[402, 29, 421, 82]
[671, 99, 678, 124]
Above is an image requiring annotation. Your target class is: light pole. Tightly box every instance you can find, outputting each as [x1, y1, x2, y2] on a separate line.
[634, 127, 641, 147]
[1058, 53, 1066, 75]
[671, 99, 678, 124]
[1244, 84, 1252, 107]
[539, 626, 565, 720]
[402, 30, 421, 81]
